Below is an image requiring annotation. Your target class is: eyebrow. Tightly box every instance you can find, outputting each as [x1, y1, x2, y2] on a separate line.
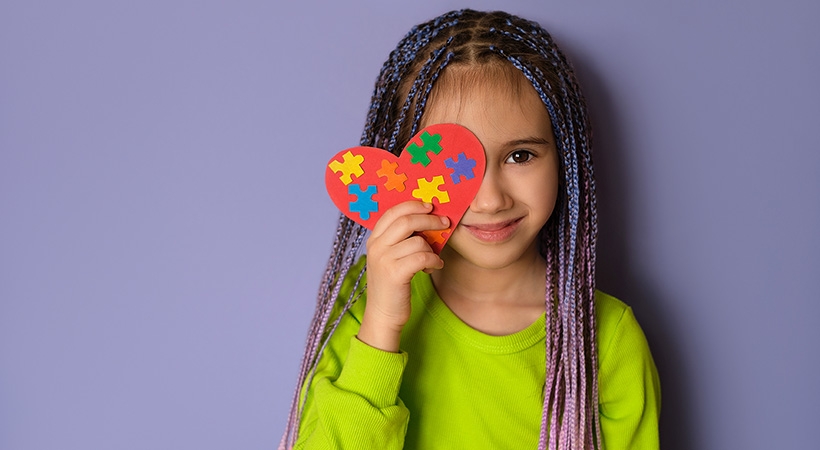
[507, 137, 552, 147]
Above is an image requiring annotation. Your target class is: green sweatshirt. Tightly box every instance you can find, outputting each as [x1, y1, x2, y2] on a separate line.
[295, 259, 660, 449]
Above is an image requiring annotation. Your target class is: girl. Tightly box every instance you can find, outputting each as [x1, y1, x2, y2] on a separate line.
[281, 9, 660, 450]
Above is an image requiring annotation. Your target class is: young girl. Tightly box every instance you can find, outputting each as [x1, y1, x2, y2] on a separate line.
[281, 9, 660, 450]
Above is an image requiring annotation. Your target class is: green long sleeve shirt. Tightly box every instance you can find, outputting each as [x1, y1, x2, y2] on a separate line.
[295, 260, 660, 449]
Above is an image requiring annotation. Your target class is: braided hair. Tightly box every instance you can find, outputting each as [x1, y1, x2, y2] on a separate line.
[281, 9, 599, 450]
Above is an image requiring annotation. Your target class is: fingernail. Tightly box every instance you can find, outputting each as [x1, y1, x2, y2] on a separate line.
[440, 216, 449, 226]
[424, 202, 433, 209]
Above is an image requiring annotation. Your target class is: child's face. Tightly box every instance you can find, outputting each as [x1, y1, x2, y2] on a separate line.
[422, 68, 560, 271]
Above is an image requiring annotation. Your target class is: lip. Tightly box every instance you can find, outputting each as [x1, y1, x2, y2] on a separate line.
[461, 217, 523, 243]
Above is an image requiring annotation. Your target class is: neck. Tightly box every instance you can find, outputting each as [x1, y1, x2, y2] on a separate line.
[431, 246, 547, 307]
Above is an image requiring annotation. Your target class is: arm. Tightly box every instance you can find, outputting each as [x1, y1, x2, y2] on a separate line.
[597, 298, 662, 450]
[295, 202, 448, 449]
[293, 261, 410, 450]
[359, 201, 447, 352]
[294, 335, 410, 449]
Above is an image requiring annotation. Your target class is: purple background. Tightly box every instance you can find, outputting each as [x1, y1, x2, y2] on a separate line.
[2, 1, 818, 449]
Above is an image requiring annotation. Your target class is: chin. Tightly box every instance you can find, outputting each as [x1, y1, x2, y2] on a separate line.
[441, 239, 539, 272]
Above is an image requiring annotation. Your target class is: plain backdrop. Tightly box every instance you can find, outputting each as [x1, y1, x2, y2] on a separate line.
[2, 1, 818, 449]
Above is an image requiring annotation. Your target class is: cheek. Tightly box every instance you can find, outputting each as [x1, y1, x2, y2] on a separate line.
[526, 169, 559, 201]
[528, 170, 560, 222]
[547, 175, 560, 204]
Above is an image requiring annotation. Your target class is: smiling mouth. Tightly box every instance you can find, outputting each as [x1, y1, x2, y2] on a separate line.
[462, 217, 523, 242]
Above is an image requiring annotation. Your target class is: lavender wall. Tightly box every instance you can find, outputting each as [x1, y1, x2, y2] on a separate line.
[2, 1, 818, 449]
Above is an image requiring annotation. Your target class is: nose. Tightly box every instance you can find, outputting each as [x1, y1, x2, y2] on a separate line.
[470, 167, 511, 214]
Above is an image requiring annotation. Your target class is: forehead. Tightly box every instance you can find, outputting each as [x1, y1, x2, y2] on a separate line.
[420, 63, 554, 142]
[422, 64, 548, 119]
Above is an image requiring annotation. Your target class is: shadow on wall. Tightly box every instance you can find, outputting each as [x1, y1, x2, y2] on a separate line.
[567, 46, 694, 450]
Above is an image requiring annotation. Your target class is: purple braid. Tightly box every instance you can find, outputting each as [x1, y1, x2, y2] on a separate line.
[279, 221, 367, 449]
[281, 9, 599, 450]
[279, 13, 465, 450]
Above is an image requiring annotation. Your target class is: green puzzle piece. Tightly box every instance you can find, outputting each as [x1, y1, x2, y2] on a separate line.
[407, 131, 443, 166]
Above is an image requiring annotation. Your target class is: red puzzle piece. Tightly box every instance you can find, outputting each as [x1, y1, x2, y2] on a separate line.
[325, 123, 485, 253]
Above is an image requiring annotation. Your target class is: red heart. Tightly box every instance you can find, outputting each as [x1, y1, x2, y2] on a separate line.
[325, 123, 485, 253]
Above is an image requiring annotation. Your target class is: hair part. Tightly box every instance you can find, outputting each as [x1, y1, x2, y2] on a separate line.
[281, 9, 599, 450]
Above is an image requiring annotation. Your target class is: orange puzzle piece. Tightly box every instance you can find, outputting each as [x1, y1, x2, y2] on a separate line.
[376, 159, 407, 192]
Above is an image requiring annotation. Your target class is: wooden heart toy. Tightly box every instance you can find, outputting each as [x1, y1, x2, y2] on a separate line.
[325, 123, 485, 253]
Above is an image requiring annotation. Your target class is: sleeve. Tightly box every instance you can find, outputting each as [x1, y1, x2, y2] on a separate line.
[293, 259, 411, 450]
[597, 305, 661, 450]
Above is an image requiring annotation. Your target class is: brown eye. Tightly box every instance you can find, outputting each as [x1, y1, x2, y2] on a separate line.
[506, 150, 534, 164]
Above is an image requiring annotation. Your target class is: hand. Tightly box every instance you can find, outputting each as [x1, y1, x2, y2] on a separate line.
[358, 201, 448, 352]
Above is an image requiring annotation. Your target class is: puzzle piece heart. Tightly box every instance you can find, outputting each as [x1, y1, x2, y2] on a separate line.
[325, 123, 485, 253]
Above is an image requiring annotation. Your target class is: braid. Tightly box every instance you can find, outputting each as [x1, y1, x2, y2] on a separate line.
[387, 37, 455, 152]
[279, 13, 466, 450]
[362, 11, 464, 149]
[279, 219, 367, 449]
[281, 9, 600, 450]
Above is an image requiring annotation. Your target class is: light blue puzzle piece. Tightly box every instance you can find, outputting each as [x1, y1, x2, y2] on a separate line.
[348, 184, 378, 220]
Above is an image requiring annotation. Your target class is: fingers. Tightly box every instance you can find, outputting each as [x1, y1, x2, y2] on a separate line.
[370, 201, 450, 245]
[392, 236, 445, 271]
[367, 201, 448, 275]
[362, 201, 448, 335]
[368, 233, 444, 280]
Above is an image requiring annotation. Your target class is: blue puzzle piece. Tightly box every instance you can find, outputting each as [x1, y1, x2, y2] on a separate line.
[444, 152, 477, 184]
[348, 184, 378, 221]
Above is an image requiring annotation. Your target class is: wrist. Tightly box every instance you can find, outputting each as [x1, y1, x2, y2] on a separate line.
[358, 312, 403, 352]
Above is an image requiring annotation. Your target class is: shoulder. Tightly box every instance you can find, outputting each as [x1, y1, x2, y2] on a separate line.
[594, 289, 658, 395]
[333, 256, 369, 324]
[594, 289, 630, 325]
[304, 256, 371, 383]
[594, 290, 647, 363]
[594, 289, 659, 402]
[594, 291, 661, 447]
